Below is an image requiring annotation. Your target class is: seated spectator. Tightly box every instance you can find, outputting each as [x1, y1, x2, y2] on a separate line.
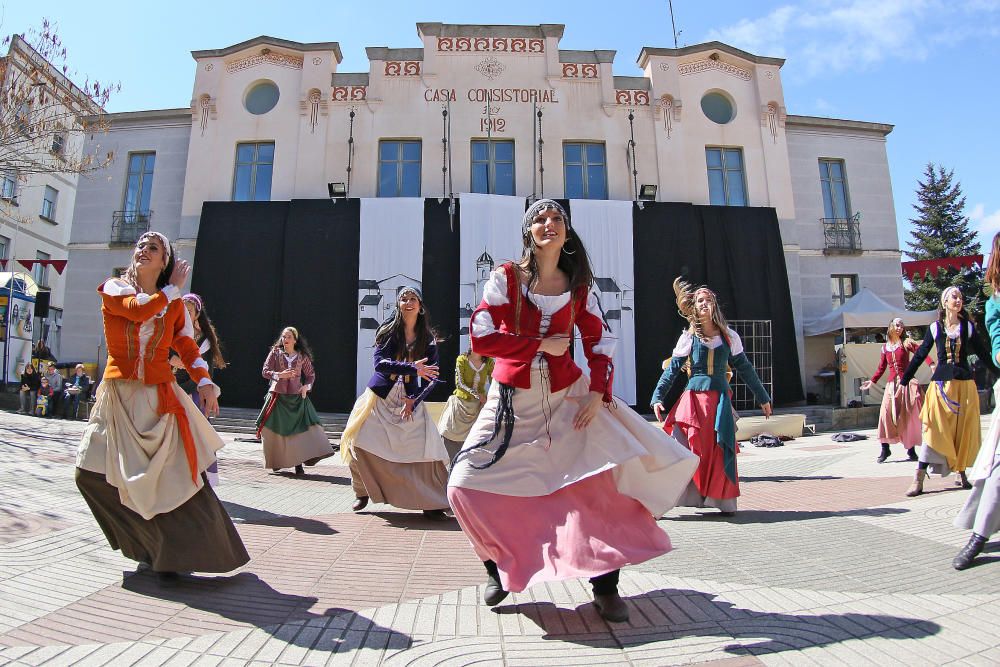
[62, 364, 92, 419]
[35, 377, 53, 416]
[44, 362, 63, 416]
[18, 363, 40, 414]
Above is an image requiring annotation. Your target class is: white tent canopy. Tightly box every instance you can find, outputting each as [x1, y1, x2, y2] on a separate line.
[803, 287, 937, 336]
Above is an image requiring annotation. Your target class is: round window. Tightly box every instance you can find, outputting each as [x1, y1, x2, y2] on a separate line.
[244, 81, 280, 115]
[700, 92, 735, 124]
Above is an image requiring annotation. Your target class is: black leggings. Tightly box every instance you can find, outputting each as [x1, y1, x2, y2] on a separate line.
[484, 560, 620, 595]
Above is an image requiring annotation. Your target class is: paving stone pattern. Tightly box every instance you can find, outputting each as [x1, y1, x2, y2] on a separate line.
[0, 411, 998, 666]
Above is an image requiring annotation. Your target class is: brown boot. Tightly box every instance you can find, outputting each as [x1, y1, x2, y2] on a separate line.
[905, 469, 927, 497]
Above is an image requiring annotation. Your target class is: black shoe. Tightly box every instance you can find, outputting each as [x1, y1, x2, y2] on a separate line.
[422, 509, 450, 521]
[352, 496, 369, 512]
[953, 533, 987, 570]
[907, 448, 919, 462]
[294, 464, 305, 476]
[718, 510, 736, 517]
[593, 592, 630, 622]
[484, 574, 509, 606]
[957, 471, 972, 490]
[877, 444, 891, 463]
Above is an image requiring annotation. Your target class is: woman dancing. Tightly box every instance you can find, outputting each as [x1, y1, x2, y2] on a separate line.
[860, 318, 927, 463]
[340, 287, 451, 520]
[75, 232, 248, 581]
[448, 199, 698, 623]
[901, 286, 988, 496]
[650, 278, 772, 516]
[438, 347, 494, 462]
[170, 293, 227, 485]
[953, 236, 1000, 569]
[256, 327, 334, 476]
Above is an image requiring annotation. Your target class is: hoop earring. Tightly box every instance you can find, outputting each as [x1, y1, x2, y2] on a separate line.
[419, 307, 425, 315]
[561, 244, 576, 255]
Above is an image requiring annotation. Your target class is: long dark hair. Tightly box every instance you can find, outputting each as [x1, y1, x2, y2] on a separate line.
[273, 326, 314, 361]
[374, 290, 435, 361]
[194, 306, 227, 370]
[516, 221, 594, 294]
[985, 232, 1000, 294]
[123, 232, 175, 291]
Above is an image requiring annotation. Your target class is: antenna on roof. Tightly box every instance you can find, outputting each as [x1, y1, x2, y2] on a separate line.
[668, 0, 680, 49]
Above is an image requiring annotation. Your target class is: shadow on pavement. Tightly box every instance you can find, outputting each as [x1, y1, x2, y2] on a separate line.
[123, 571, 411, 651]
[740, 475, 842, 482]
[666, 507, 908, 524]
[223, 501, 338, 535]
[501, 588, 940, 654]
[268, 471, 352, 485]
[369, 511, 464, 531]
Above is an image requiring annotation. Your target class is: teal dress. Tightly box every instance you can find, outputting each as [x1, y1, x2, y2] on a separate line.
[651, 329, 770, 508]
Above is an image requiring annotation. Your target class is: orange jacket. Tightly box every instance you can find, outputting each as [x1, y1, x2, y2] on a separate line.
[98, 279, 211, 386]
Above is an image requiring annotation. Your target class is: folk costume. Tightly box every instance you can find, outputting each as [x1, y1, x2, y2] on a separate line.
[341, 307, 450, 511]
[652, 327, 770, 513]
[75, 270, 248, 574]
[953, 293, 1000, 569]
[869, 325, 927, 461]
[438, 354, 495, 462]
[902, 289, 988, 493]
[256, 341, 334, 472]
[448, 201, 698, 600]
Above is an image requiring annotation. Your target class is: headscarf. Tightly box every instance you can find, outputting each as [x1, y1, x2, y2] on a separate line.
[397, 285, 423, 302]
[940, 286, 962, 308]
[523, 198, 570, 236]
[139, 231, 172, 261]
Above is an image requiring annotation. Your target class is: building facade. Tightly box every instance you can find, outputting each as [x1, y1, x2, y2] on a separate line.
[62, 23, 903, 404]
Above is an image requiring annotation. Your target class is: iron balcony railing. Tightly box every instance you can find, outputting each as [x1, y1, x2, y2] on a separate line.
[822, 212, 862, 253]
[111, 210, 152, 245]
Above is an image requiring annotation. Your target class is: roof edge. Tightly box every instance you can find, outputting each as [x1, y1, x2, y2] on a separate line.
[192, 35, 343, 64]
[637, 41, 785, 68]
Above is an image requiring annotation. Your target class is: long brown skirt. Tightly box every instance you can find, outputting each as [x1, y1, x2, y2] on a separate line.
[76, 468, 249, 573]
[350, 448, 449, 510]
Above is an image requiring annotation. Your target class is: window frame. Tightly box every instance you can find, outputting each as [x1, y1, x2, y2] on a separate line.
[232, 141, 275, 202]
[562, 141, 608, 200]
[819, 158, 852, 220]
[122, 151, 156, 214]
[706, 146, 748, 206]
[34, 251, 51, 288]
[470, 139, 516, 196]
[50, 129, 66, 157]
[40, 185, 58, 221]
[377, 139, 422, 198]
[1, 171, 17, 202]
[831, 274, 859, 310]
[0, 234, 10, 260]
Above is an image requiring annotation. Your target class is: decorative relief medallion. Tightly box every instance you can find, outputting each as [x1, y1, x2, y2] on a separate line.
[561, 63, 598, 79]
[475, 56, 505, 80]
[226, 51, 304, 74]
[332, 86, 367, 101]
[312, 57, 323, 66]
[192, 94, 217, 136]
[302, 88, 327, 133]
[678, 58, 751, 81]
[659, 63, 670, 71]
[384, 61, 421, 76]
[615, 89, 650, 106]
[204, 63, 214, 72]
[438, 36, 544, 53]
[765, 70, 774, 79]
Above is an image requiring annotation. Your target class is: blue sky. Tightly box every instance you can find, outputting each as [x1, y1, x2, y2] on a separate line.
[5, 0, 999, 255]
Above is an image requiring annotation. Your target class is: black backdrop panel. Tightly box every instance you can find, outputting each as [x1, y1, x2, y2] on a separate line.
[422, 198, 461, 402]
[281, 199, 361, 412]
[633, 202, 804, 407]
[191, 201, 289, 410]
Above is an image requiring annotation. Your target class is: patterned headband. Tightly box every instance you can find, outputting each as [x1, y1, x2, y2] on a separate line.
[138, 231, 172, 261]
[182, 293, 203, 313]
[284, 326, 299, 340]
[940, 286, 962, 308]
[523, 198, 570, 235]
[397, 286, 423, 302]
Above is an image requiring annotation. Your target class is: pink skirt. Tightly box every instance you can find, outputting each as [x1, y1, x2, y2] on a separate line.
[448, 469, 672, 593]
[877, 379, 923, 448]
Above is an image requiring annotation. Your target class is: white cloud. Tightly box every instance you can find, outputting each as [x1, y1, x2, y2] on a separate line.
[971, 203, 1000, 235]
[706, 0, 1000, 81]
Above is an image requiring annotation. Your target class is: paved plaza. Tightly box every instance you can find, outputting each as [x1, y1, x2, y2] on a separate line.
[0, 410, 997, 666]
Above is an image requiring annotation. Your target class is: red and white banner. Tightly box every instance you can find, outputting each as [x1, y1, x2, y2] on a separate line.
[902, 255, 983, 281]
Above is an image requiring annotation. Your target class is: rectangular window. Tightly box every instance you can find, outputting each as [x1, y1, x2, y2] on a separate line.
[471, 140, 515, 195]
[378, 140, 422, 197]
[1, 171, 16, 201]
[51, 131, 66, 157]
[819, 159, 851, 219]
[123, 152, 156, 214]
[563, 142, 607, 199]
[706, 147, 747, 206]
[41, 186, 58, 221]
[232, 142, 274, 201]
[0, 234, 9, 259]
[34, 251, 50, 288]
[831, 274, 858, 310]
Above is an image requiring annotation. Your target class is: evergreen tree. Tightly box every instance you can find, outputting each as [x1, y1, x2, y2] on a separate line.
[903, 163, 984, 315]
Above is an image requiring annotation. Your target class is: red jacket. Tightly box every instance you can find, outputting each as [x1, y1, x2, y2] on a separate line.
[470, 263, 614, 401]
